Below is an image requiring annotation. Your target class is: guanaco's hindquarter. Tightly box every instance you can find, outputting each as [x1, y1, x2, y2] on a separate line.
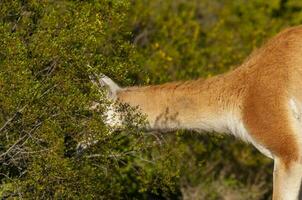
[98, 26, 302, 200]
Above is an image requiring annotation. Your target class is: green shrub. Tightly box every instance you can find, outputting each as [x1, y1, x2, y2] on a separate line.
[1, 0, 302, 199]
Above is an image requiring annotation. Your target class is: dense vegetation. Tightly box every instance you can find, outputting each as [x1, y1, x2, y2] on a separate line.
[1, 0, 302, 199]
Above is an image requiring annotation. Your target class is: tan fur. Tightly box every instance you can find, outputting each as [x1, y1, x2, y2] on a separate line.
[113, 26, 302, 199]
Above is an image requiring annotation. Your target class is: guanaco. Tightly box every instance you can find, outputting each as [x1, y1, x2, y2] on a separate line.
[96, 26, 302, 200]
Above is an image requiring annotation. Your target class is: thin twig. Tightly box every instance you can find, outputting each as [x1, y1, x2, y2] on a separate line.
[0, 134, 28, 159]
[0, 105, 27, 133]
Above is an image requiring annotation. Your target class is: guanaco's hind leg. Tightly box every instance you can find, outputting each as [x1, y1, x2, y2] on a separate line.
[273, 158, 302, 200]
[299, 183, 302, 200]
[243, 88, 302, 199]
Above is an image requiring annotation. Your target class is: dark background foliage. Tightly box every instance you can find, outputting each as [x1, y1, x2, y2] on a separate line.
[1, 0, 301, 199]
